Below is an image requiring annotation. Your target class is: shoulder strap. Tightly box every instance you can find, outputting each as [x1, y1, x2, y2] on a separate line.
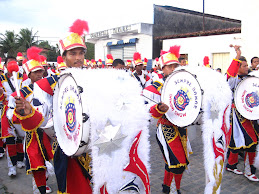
[5, 73, 16, 92]
[133, 72, 145, 89]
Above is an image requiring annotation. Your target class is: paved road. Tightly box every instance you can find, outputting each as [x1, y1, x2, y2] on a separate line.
[0, 120, 258, 194]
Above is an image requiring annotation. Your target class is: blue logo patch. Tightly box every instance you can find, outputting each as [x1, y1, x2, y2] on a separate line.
[65, 102, 76, 132]
[245, 92, 259, 108]
[174, 89, 190, 111]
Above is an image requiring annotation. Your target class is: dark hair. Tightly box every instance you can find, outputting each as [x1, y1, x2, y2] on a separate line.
[239, 56, 247, 62]
[179, 57, 185, 62]
[251, 56, 259, 64]
[112, 59, 125, 67]
[216, 68, 221, 72]
[4, 56, 16, 64]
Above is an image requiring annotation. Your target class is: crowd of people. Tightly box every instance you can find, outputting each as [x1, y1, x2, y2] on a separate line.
[0, 19, 258, 194]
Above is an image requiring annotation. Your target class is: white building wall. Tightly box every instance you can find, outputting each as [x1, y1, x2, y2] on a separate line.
[241, 0, 259, 64]
[163, 33, 241, 72]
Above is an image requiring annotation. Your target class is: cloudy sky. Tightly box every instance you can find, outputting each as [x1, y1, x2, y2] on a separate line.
[0, 0, 242, 45]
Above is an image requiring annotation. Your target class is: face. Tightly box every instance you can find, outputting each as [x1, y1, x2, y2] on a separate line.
[29, 69, 44, 83]
[135, 64, 143, 72]
[63, 48, 86, 68]
[251, 58, 259, 69]
[162, 63, 179, 76]
[238, 61, 249, 75]
[114, 63, 125, 70]
[180, 59, 186, 66]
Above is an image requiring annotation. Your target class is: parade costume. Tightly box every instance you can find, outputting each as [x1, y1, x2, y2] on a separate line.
[0, 58, 5, 158]
[143, 46, 188, 193]
[0, 61, 28, 176]
[226, 58, 259, 181]
[8, 47, 53, 193]
[132, 52, 151, 89]
[15, 19, 92, 194]
[56, 56, 67, 73]
[106, 54, 113, 67]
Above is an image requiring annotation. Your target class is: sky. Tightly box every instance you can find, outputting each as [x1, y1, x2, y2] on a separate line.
[0, 0, 242, 45]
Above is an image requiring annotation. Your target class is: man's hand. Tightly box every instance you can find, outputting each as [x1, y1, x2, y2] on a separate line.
[230, 44, 241, 60]
[0, 88, 3, 96]
[14, 96, 32, 116]
[158, 102, 169, 112]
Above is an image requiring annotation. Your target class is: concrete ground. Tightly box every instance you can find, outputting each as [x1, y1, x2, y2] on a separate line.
[0, 120, 258, 194]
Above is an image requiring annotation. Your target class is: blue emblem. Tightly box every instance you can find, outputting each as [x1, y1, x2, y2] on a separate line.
[245, 92, 259, 108]
[174, 89, 190, 111]
[65, 102, 76, 132]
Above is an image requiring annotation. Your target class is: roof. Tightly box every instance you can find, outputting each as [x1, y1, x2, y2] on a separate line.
[155, 27, 241, 40]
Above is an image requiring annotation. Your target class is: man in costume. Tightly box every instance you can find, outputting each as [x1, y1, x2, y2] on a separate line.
[249, 56, 259, 72]
[143, 46, 189, 194]
[132, 52, 151, 89]
[0, 57, 28, 176]
[0, 57, 5, 159]
[14, 19, 92, 193]
[8, 46, 53, 193]
[226, 45, 259, 181]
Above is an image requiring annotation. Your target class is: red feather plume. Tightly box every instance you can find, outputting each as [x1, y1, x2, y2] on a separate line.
[69, 19, 89, 36]
[98, 59, 102, 62]
[144, 58, 148, 63]
[0, 57, 1, 63]
[203, 56, 209, 66]
[7, 61, 19, 73]
[17, 52, 23, 56]
[107, 54, 113, 60]
[27, 46, 42, 61]
[91, 59, 95, 63]
[133, 52, 141, 60]
[127, 60, 131, 63]
[169, 45, 180, 58]
[39, 55, 47, 62]
[155, 57, 159, 61]
[160, 50, 167, 56]
[57, 56, 64, 64]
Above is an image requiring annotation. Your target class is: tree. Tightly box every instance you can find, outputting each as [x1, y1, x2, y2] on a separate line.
[38, 40, 59, 61]
[0, 30, 18, 57]
[17, 28, 38, 52]
[85, 42, 95, 60]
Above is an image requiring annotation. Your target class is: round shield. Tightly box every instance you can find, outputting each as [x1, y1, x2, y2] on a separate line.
[53, 73, 84, 156]
[234, 76, 259, 120]
[161, 70, 202, 127]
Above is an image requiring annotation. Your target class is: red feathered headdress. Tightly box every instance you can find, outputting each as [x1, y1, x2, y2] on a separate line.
[69, 19, 89, 36]
[106, 54, 113, 60]
[17, 52, 23, 56]
[203, 56, 210, 67]
[27, 46, 42, 61]
[57, 56, 64, 64]
[159, 45, 181, 68]
[106, 54, 113, 65]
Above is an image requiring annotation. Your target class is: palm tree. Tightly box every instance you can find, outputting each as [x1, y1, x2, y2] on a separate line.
[17, 28, 38, 51]
[0, 30, 18, 57]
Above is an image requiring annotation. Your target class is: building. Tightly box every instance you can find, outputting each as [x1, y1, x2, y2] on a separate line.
[86, 23, 153, 69]
[86, 4, 243, 73]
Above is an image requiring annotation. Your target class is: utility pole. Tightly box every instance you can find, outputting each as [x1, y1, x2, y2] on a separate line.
[203, 0, 205, 31]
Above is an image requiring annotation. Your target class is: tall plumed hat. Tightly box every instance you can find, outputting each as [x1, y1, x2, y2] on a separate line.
[59, 19, 89, 56]
[126, 60, 132, 66]
[203, 56, 210, 68]
[57, 56, 67, 71]
[23, 46, 44, 75]
[16, 52, 24, 61]
[159, 45, 180, 68]
[133, 52, 143, 67]
[0, 57, 4, 72]
[40, 55, 48, 66]
[106, 54, 113, 66]
[143, 58, 148, 66]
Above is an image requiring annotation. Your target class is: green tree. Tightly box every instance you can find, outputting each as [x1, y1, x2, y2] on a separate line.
[17, 28, 38, 52]
[38, 40, 59, 61]
[0, 30, 18, 57]
[85, 42, 95, 60]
